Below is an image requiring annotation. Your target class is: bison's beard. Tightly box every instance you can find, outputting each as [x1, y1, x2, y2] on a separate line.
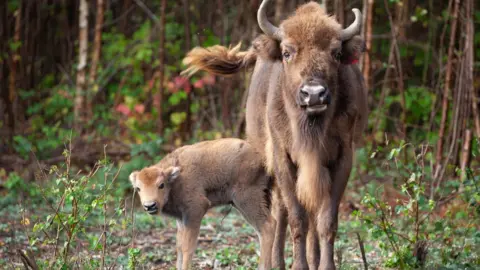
[294, 105, 335, 151]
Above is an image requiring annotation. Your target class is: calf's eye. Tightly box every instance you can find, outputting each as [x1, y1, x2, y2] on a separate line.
[159, 183, 165, 189]
[135, 187, 140, 192]
[283, 51, 291, 61]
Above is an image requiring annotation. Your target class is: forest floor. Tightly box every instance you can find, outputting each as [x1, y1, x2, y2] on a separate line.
[0, 140, 478, 269]
[0, 191, 380, 270]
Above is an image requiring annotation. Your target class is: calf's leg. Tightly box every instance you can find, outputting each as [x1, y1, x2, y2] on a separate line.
[180, 199, 210, 269]
[176, 220, 184, 269]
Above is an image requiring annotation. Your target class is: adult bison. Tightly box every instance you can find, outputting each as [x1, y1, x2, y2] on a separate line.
[182, 1, 368, 269]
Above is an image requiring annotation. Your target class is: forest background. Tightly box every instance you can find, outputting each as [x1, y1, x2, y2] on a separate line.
[0, 0, 479, 269]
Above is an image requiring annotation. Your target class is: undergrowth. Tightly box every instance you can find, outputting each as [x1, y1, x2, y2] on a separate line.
[0, 137, 478, 269]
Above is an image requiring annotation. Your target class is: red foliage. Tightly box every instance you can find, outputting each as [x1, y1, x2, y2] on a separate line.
[202, 74, 216, 86]
[115, 104, 131, 116]
[193, 74, 216, 89]
[193, 79, 204, 89]
[134, 104, 145, 114]
[168, 76, 191, 93]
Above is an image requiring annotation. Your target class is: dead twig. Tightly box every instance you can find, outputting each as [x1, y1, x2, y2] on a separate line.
[17, 249, 39, 270]
[356, 232, 368, 270]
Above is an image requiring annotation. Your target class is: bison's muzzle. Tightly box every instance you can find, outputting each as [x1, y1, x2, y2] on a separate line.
[298, 81, 331, 115]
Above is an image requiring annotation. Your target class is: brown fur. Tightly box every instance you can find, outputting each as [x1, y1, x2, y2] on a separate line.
[182, 43, 257, 77]
[182, 2, 368, 269]
[129, 138, 276, 270]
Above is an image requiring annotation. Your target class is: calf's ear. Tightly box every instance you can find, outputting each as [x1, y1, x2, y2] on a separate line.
[340, 35, 366, 65]
[165, 166, 181, 183]
[129, 171, 139, 186]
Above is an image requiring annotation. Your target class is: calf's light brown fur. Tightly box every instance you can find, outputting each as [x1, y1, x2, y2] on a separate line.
[129, 138, 276, 270]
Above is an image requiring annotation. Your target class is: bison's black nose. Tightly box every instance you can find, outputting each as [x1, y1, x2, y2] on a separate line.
[143, 201, 158, 214]
[299, 85, 330, 107]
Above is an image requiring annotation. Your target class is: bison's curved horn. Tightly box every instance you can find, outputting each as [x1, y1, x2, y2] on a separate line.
[339, 8, 362, 41]
[257, 0, 283, 40]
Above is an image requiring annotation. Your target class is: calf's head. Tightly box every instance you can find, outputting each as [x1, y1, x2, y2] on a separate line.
[258, 0, 365, 116]
[129, 166, 181, 214]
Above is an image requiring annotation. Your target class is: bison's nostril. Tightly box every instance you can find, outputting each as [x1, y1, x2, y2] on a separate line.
[143, 201, 157, 210]
[300, 89, 309, 99]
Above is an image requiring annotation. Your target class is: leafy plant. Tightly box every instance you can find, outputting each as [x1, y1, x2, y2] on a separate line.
[353, 141, 480, 269]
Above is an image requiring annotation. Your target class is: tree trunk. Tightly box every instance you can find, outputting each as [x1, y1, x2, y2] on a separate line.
[435, 0, 460, 177]
[217, 0, 231, 132]
[335, 0, 345, 26]
[465, 0, 479, 138]
[460, 129, 472, 184]
[323, 0, 334, 14]
[157, 0, 167, 136]
[74, 0, 89, 133]
[182, 0, 192, 140]
[121, 0, 132, 35]
[395, 0, 409, 41]
[275, 0, 285, 23]
[8, 3, 22, 134]
[362, 0, 373, 91]
[87, 0, 105, 120]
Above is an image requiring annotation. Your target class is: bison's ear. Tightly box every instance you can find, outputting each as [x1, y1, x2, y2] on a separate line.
[129, 171, 139, 186]
[253, 35, 282, 61]
[164, 166, 181, 183]
[340, 36, 366, 65]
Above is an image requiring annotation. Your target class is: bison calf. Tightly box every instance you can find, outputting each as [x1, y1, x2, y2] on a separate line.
[129, 138, 276, 270]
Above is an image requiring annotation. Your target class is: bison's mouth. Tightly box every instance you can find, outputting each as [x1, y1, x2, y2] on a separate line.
[146, 209, 158, 215]
[306, 104, 328, 115]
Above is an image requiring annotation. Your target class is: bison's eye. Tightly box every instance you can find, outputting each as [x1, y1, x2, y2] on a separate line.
[159, 183, 165, 189]
[333, 51, 342, 61]
[283, 51, 291, 61]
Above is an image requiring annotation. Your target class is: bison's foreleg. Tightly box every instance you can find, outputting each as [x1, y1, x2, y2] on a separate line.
[272, 188, 288, 270]
[307, 217, 320, 270]
[317, 146, 353, 270]
[273, 148, 309, 270]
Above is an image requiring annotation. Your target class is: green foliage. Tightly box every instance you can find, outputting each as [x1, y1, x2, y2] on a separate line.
[18, 147, 139, 269]
[127, 248, 142, 270]
[353, 141, 480, 269]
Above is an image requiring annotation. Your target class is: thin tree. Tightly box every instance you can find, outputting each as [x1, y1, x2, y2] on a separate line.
[157, 0, 167, 136]
[182, 0, 192, 140]
[8, 1, 22, 134]
[466, 0, 480, 138]
[217, 0, 231, 131]
[435, 0, 460, 177]
[275, 0, 285, 23]
[121, 0, 132, 35]
[335, 0, 345, 26]
[75, 0, 89, 132]
[362, 0, 373, 91]
[87, 0, 105, 120]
